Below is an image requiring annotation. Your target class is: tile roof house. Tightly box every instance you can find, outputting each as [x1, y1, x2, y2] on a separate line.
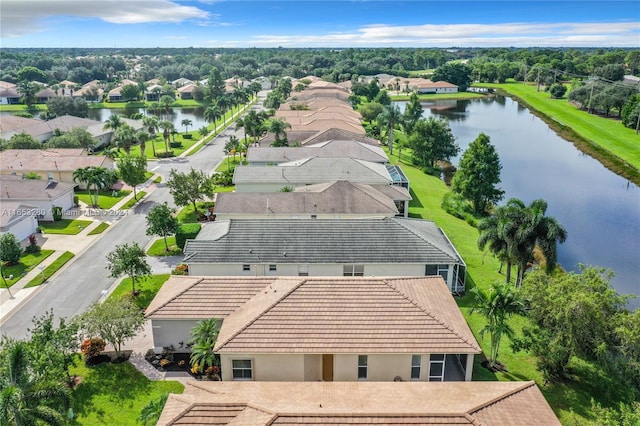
[0, 201, 39, 241]
[182, 217, 467, 292]
[246, 139, 388, 165]
[0, 84, 20, 105]
[0, 177, 75, 221]
[418, 79, 459, 94]
[158, 381, 560, 425]
[146, 276, 479, 382]
[233, 157, 391, 192]
[213, 181, 411, 220]
[0, 149, 115, 184]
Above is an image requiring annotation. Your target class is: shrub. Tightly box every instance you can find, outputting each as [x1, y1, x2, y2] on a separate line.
[183, 134, 193, 139]
[170, 141, 183, 148]
[212, 169, 234, 186]
[156, 150, 175, 158]
[0, 233, 22, 265]
[80, 337, 106, 359]
[73, 195, 79, 206]
[172, 263, 189, 275]
[175, 223, 201, 250]
[52, 206, 63, 221]
[24, 234, 41, 254]
[441, 192, 481, 227]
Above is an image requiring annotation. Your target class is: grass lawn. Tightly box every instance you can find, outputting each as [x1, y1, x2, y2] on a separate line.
[1, 250, 54, 287]
[153, 176, 162, 183]
[87, 222, 110, 235]
[217, 155, 245, 172]
[477, 81, 640, 184]
[389, 149, 628, 423]
[147, 236, 181, 256]
[25, 251, 75, 288]
[119, 191, 147, 210]
[69, 355, 183, 425]
[75, 189, 131, 209]
[108, 274, 170, 310]
[176, 201, 216, 223]
[39, 219, 93, 235]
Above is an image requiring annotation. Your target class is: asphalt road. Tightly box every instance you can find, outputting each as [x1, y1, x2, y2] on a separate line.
[0, 93, 265, 339]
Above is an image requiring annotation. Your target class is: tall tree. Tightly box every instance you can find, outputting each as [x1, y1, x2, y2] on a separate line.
[166, 168, 216, 213]
[402, 92, 424, 135]
[72, 166, 116, 207]
[103, 113, 123, 132]
[146, 203, 179, 252]
[16, 81, 37, 108]
[408, 117, 459, 168]
[432, 62, 473, 91]
[470, 281, 526, 370]
[112, 123, 137, 155]
[268, 118, 291, 146]
[159, 121, 174, 154]
[181, 118, 193, 134]
[117, 155, 147, 200]
[203, 104, 221, 130]
[452, 133, 505, 214]
[377, 104, 402, 154]
[0, 341, 70, 426]
[105, 242, 151, 295]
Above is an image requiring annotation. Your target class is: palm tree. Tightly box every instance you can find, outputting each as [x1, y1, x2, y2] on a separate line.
[188, 318, 219, 374]
[377, 104, 402, 155]
[113, 123, 137, 155]
[235, 117, 247, 145]
[181, 118, 193, 134]
[470, 282, 527, 370]
[0, 341, 70, 425]
[17, 81, 37, 108]
[142, 115, 159, 157]
[203, 104, 221, 131]
[478, 213, 511, 279]
[103, 114, 123, 132]
[159, 121, 174, 154]
[268, 118, 291, 147]
[74, 166, 115, 207]
[135, 129, 151, 157]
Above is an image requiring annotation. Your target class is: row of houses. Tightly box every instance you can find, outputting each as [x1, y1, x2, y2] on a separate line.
[147, 80, 559, 423]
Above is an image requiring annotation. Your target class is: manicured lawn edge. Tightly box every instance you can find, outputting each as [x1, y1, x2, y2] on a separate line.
[25, 251, 75, 288]
[1, 250, 55, 287]
[38, 219, 93, 235]
[147, 237, 182, 256]
[75, 190, 131, 209]
[87, 222, 110, 235]
[119, 191, 147, 210]
[108, 274, 170, 310]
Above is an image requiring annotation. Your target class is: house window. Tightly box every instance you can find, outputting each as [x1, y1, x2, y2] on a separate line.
[269, 264, 277, 272]
[357, 355, 368, 380]
[425, 264, 449, 282]
[232, 359, 253, 380]
[343, 264, 364, 276]
[429, 354, 445, 382]
[242, 264, 250, 271]
[411, 355, 421, 380]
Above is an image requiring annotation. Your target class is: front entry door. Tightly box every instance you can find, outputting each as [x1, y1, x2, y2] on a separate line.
[322, 354, 334, 381]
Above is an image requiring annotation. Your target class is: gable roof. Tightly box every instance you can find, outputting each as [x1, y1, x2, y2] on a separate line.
[183, 217, 464, 265]
[233, 157, 391, 186]
[213, 276, 480, 354]
[158, 381, 560, 426]
[0, 178, 75, 201]
[0, 149, 114, 173]
[246, 139, 388, 164]
[300, 128, 380, 146]
[145, 276, 274, 320]
[214, 181, 402, 217]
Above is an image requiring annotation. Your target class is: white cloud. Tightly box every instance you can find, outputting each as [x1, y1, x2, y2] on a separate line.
[1, 0, 209, 37]
[250, 21, 640, 47]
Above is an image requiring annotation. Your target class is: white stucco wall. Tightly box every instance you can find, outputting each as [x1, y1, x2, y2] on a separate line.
[151, 319, 200, 352]
[0, 215, 38, 241]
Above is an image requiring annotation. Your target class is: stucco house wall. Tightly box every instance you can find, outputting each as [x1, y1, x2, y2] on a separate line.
[150, 319, 201, 353]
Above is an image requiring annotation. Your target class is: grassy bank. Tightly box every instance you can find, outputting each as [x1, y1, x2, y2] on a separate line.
[390, 150, 628, 423]
[476, 82, 640, 185]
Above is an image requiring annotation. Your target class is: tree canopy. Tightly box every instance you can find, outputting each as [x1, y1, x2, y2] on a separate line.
[408, 117, 459, 168]
[166, 168, 216, 213]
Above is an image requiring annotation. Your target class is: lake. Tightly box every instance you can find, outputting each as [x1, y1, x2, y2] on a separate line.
[396, 97, 640, 307]
[87, 107, 210, 132]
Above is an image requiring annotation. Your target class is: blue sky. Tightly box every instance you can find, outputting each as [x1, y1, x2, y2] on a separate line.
[1, 1, 639, 48]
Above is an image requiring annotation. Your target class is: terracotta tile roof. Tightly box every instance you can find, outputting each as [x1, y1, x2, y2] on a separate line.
[275, 110, 362, 124]
[145, 276, 275, 320]
[214, 181, 400, 216]
[158, 381, 560, 426]
[213, 276, 480, 354]
[0, 149, 114, 173]
[300, 128, 380, 146]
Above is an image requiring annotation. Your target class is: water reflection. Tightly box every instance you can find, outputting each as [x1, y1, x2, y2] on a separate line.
[397, 96, 640, 306]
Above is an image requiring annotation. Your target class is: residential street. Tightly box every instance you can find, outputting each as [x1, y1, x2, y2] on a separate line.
[0, 93, 265, 339]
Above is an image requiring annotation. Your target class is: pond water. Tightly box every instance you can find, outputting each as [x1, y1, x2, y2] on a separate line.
[396, 97, 640, 307]
[87, 107, 210, 132]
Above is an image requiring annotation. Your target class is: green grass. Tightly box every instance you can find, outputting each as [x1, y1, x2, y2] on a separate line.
[153, 175, 162, 183]
[147, 236, 182, 256]
[75, 190, 131, 209]
[119, 191, 147, 210]
[388, 149, 628, 423]
[108, 274, 170, 310]
[477, 81, 640, 184]
[1, 250, 54, 287]
[69, 355, 183, 425]
[39, 219, 93, 235]
[87, 222, 110, 235]
[216, 155, 244, 172]
[176, 202, 215, 223]
[25, 251, 75, 288]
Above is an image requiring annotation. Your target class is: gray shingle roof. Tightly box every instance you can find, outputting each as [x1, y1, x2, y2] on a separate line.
[184, 217, 463, 265]
[0, 178, 75, 201]
[246, 140, 388, 164]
